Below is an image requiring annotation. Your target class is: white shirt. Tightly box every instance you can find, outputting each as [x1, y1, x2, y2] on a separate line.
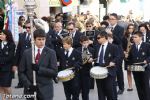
[34, 45, 44, 56]
[1, 41, 7, 49]
[65, 47, 73, 57]
[143, 33, 146, 42]
[72, 31, 76, 38]
[136, 41, 142, 51]
[57, 30, 62, 36]
[109, 23, 117, 30]
[26, 33, 31, 40]
[97, 41, 108, 63]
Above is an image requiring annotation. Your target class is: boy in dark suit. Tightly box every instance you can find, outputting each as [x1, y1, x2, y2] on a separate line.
[127, 31, 150, 100]
[59, 36, 82, 100]
[77, 36, 94, 100]
[19, 29, 58, 100]
[94, 31, 119, 100]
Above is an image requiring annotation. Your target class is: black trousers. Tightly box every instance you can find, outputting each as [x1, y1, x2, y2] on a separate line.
[96, 75, 117, 100]
[116, 59, 124, 90]
[63, 75, 80, 100]
[79, 72, 90, 100]
[133, 70, 150, 100]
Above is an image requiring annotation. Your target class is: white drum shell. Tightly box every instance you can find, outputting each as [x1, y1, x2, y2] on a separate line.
[57, 69, 74, 82]
[90, 66, 108, 79]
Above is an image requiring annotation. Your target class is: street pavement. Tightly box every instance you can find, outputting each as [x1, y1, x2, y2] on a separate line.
[7, 70, 139, 100]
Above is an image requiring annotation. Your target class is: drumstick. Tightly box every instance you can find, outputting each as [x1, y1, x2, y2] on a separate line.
[133, 62, 145, 65]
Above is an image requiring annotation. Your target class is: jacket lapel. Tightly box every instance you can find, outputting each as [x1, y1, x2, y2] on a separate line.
[104, 43, 110, 59]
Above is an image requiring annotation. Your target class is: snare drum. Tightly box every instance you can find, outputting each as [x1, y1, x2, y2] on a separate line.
[57, 69, 75, 82]
[90, 66, 108, 79]
[127, 65, 146, 71]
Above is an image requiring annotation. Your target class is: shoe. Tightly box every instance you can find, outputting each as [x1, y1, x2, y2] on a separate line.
[127, 88, 133, 91]
[117, 89, 124, 95]
[15, 85, 23, 88]
[53, 77, 58, 83]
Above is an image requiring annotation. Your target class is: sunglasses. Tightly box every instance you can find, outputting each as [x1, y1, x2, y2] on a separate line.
[25, 26, 31, 29]
[67, 28, 73, 31]
[86, 26, 92, 27]
[97, 37, 101, 39]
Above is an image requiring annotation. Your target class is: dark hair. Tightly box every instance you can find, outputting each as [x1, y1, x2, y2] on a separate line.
[100, 21, 109, 27]
[25, 19, 30, 25]
[18, 16, 25, 26]
[133, 31, 143, 37]
[125, 24, 135, 38]
[138, 23, 149, 31]
[103, 15, 109, 21]
[67, 21, 75, 27]
[33, 29, 46, 39]
[80, 36, 89, 42]
[110, 13, 118, 19]
[97, 31, 108, 39]
[1, 30, 14, 43]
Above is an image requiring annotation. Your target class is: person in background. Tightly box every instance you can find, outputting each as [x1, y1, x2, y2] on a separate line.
[0, 30, 16, 99]
[13, 20, 32, 88]
[0, 8, 4, 30]
[18, 16, 26, 33]
[67, 22, 82, 48]
[122, 24, 135, 91]
[138, 23, 150, 44]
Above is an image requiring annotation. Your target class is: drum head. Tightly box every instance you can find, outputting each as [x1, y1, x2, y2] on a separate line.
[90, 66, 108, 75]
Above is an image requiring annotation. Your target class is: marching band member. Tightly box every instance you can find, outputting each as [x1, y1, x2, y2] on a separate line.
[14, 20, 32, 88]
[94, 31, 119, 100]
[127, 31, 150, 100]
[106, 13, 125, 94]
[67, 22, 82, 48]
[77, 36, 94, 100]
[19, 29, 57, 100]
[59, 36, 82, 100]
[0, 30, 16, 99]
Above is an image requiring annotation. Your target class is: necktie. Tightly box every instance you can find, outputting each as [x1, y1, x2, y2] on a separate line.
[99, 45, 104, 65]
[35, 49, 41, 64]
[136, 44, 139, 52]
[65, 50, 69, 59]
[26, 34, 30, 41]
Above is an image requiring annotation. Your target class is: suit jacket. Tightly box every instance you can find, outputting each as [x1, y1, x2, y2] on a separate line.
[0, 42, 16, 72]
[112, 24, 124, 46]
[19, 47, 58, 100]
[76, 47, 94, 74]
[83, 29, 100, 47]
[45, 29, 55, 49]
[72, 31, 83, 48]
[94, 43, 119, 76]
[128, 42, 150, 65]
[59, 48, 82, 72]
[145, 32, 150, 43]
[14, 32, 31, 66]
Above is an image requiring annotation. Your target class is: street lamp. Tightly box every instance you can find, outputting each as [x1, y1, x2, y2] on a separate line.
[24, 0, 37, 100]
